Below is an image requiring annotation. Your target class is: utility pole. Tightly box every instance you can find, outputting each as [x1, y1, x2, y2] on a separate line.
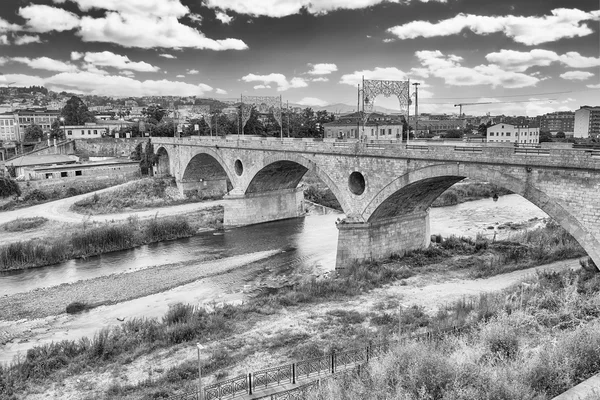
[406, 79, 410, 145]
[287, 100, 290, 137]
[412, 82, 420, 138]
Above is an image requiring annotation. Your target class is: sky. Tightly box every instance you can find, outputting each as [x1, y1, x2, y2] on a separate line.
[0, 0, 599, 116]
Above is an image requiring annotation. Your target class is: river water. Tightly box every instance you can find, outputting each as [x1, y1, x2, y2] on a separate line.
[0, 194, 548, 363]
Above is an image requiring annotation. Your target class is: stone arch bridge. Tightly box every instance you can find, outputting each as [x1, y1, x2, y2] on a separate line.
[152, 136, 600, 269]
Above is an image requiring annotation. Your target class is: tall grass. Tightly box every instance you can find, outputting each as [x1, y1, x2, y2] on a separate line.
[0, 215, 197, 271]
[2, 217, 48, 232]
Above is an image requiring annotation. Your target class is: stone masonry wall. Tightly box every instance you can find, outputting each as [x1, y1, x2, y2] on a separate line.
[74, 138, 147, 158]
[223, 188, 304, 227]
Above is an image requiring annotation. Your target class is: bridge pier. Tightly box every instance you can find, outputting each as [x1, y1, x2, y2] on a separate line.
[177, 179, 228, 198]
[335, 211, 431, 269]
[223, 187, 305, 227]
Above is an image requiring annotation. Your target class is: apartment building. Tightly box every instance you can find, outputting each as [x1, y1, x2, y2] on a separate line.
[487, 123, 539, 144]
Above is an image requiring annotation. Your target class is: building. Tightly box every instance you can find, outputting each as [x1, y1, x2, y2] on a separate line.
[416, 118, 466, 135]
[574, 106, 600, 139]
[323, 112, 404, 140]
[23, 158, 139, 181]
[64, 123, 110, 139]
[5, 154, 78, 178]
[540, 111, 575, 134]
[0, 113, 18, 142]
[16, 110, 60, 141]
[487, 123, 539, 144]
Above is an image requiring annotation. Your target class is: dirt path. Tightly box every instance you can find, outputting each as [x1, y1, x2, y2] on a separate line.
[0, 180, 224, 225]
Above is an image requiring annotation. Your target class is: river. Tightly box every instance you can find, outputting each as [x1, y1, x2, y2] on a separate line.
[0, 194, 548, 363]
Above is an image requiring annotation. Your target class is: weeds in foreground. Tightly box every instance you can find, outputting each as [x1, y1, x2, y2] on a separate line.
[1, 217, 48, 232]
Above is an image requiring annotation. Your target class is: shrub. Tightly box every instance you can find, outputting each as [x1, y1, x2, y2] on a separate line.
[22, 189, 47, 202]
[163, 303, 195, 326]
[66, 301, 89, 314]
[2, 217, 47, 232]
[0, 177, 20, 198]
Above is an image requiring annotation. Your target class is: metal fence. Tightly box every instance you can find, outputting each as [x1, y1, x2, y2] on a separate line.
[169, 325, 467, 399]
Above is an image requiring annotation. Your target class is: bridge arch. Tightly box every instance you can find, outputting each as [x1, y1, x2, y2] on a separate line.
[244, 153, 350, 214]
[362, 163, 600, 264]
[155, 146, 171, 177]
[181, 148, 235, 196]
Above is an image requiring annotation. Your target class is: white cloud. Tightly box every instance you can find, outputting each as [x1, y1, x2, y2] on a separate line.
[560, 71, 594, 81]
[188, 13, 203, 24]
[414, 50, 539, 88]
[308, 63, 337, 75]
[159, 53, 177, 59]
[13, 34, 42, 45]
[587, 83, 600, 89]
[312, 77, 329, 82]
[387, 8, 600, 45]
[253, 84, 271, 89]
[204, 0, 446, 18]
[242, 73, 307, 91]
[0, 35, 8, 45]
[176, 74, 185, 78]
[216, 11, 233, 24]
[216, 88, 228, 94]
[297, 97, 328, 107]
[42, 71, 213, 96]
[10, 57, 79, 72]
[187, 69, 200, 75]
[73, 51, 160, 72]
[19, 5, 80, 33]
[485, 49, 600, 71]
[340, 67, 407, 86]
[0, 73, 46, 87]
[120, 70, 135, 78]
[19, 3, 248, 51]
[0, 17, 21, 33]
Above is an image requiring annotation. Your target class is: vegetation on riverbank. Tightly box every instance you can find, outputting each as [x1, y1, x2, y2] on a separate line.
[0, 218, 590, 399]
[0, 181, 115, 212]
[71, 177, 221, 215]
[311, 263, 600, 400]
[0, 209, 223, 271]
[302, 172, 514, 212]
[1, 217, 48, 232]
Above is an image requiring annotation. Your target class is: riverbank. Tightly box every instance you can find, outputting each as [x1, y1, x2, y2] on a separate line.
[0, 207, 222, 271]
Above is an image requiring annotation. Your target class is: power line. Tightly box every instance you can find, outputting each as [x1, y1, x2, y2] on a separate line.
[420, 98, 557, 105]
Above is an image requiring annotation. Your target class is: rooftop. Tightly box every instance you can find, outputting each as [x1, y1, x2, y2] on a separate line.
[6, 154, 77, 167]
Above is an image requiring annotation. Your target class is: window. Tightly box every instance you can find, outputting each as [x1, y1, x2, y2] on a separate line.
[45, 173, 53, 179]
[506, 132, 511, 136]
[61, 172, 68, 178]
[67, 130, 72, 135]
[88, 130, 91, 135]
[380, 129, 384, 135]
[388, 129, 392, 135]
[94, 130, 98, 135]
[75, 170, 82, 176]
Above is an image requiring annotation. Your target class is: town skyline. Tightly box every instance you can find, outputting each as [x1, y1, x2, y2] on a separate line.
[1, 0, 599, 116]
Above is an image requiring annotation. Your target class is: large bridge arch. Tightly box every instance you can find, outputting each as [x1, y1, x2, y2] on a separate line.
[243, 153, 350, 214]
[362, 163, 600, 266]
[155, 146, 171, 177]
[179, 148, 235, 197]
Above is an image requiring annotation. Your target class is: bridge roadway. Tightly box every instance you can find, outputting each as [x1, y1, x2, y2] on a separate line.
[151, 136, 600, 268]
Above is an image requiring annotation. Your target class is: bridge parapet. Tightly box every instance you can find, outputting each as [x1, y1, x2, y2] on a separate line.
[152, 136, 600, 171]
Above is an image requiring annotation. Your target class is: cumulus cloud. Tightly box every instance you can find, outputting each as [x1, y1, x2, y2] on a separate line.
[587, 83, 600, 89]
[242, 73, 307, 91]
[159, 53, 177, 59]
[387, 8, 600, 45]
[13, 34, 42, 45]
[308, 63, 338, 75]
[18, 2, 248, 50]
[1, 73, 46, 87]
[176, 74, 185, 78]
[19, 5, 80, 33]
[216, 11, 233, 24]
[485, 49, 600, 71]
[414, 50, 539, 88]
[187, 69, 200, 75]
[70, 51, 160, 72]
[215, 88, 228, 94]
[312, 77, 329, 82]
[204, 0, 446, 18]
[297, 97, 328, 107]
[0, 35, 8, 45]
[560, 71, 594, 81]
[0, 17, 22, 33]
[9, 57, 78, 72]
[253, 84, 270, 89]
[340, 67, 408, 86]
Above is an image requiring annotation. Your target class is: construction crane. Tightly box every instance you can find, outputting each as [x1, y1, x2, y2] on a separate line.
[454, 101, 495, 118]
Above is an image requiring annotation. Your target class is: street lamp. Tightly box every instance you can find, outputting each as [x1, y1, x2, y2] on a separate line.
[59, 117, 66, 139]
[197, 343, 205, 400]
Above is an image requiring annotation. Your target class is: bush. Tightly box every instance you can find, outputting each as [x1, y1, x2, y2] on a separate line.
[22, 189, 47, 202]
[2, 217, 47, 232]
[66, 301, 89, 314]
[0, 177, 20, 198]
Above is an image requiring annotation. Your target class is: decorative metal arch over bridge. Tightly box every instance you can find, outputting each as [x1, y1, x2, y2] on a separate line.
[240, 95, 283, 137]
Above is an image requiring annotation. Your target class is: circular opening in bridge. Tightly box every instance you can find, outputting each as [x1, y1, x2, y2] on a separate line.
[234, 159, 243, 176]
[348, 171, 366, 196]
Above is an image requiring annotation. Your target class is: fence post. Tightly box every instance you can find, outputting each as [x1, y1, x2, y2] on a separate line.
[366, 346, 369, 363]
[331, 351, 335, 374]
[248, 373, 252, 395]
[292, 363, 296, 384]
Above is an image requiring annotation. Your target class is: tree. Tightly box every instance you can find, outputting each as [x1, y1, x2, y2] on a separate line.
[0, 176, 21, 198]
[555, 131, 566, 139]
[24, 124, 44, 142]
[539, 130, 553, 143]
[49, 120, 64, 140]
[61, 96, 96, 125]
[143, 105, 167, 123]
[243, 108, 264, 136]
[443, 129, 463, 139]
